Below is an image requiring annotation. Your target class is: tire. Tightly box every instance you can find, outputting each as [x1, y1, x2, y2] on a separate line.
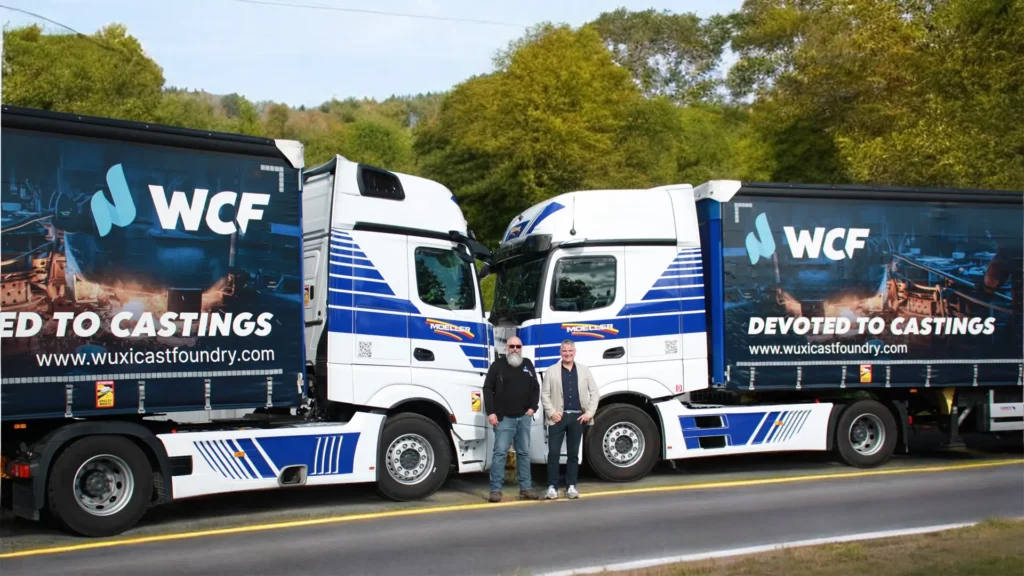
[584, 404, 660, 482]
[46, 435, 153, 537]
[376, 413, 451, 501]
[834, 400, 898, 468]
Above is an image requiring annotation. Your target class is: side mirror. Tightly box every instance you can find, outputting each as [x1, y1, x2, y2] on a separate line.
[454, 243, 474, 264]
[479, 264, 493, 279]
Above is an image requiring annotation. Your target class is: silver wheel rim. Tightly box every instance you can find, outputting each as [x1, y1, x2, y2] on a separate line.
[385, 434, 434, 485]
[603, 422, 645, 468]
[849, 414, 885, 456]
[73, 454, 135, 517]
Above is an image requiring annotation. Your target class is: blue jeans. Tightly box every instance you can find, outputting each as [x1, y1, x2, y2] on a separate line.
[490, 414, 533, 493]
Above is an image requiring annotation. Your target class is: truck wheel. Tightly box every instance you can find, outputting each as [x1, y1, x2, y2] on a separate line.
[835, 400, 897, 468]
[376, 413, 451, 501]
[46, 436, 153, 537]
[585, 404, 659, 482]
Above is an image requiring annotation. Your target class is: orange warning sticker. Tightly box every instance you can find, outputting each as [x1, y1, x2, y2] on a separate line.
[471, 391, 481, 412]
[859, 365, 872, 383]
[96, 381, 114, 408]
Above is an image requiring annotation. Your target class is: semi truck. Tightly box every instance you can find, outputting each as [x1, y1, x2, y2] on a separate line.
[2, 104, 1022, 539]
[0, 105, 494, 537]
[485, 179, 1023, 483]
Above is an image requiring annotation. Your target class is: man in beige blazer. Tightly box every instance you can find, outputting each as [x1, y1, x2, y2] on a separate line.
[541, 339, 599, 499]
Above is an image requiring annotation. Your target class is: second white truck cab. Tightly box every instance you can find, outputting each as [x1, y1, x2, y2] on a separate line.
[485, 185, 719, 481]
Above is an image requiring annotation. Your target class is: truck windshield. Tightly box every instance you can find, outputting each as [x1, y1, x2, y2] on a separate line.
[491, 257, 546, 323]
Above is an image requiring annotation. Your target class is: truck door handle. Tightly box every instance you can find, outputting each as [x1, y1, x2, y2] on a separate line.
[603, 346, 625, 359]
[414, 348, 434, 362]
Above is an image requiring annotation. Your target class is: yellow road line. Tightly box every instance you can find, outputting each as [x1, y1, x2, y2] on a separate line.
[1, 458, 1020, 560]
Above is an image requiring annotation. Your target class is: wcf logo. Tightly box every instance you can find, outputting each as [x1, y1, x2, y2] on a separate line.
[91, 164, 271, 238]
[745, 212, 870, 265]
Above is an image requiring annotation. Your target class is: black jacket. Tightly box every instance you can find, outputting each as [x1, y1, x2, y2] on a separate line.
[482, 356, 539, 420]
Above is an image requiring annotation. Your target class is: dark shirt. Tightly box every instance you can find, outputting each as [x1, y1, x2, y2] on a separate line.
[482, 356, 539, 420]
[561, 363, 581, 411]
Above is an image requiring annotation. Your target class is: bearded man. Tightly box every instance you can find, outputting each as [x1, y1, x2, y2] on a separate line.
[482, 335, 540, 502]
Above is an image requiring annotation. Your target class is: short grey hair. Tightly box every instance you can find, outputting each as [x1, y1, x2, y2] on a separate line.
[560, 339, 576, 349]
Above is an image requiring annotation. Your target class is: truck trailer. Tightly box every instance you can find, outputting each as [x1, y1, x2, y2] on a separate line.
[486, 179, 1023, 483]
[0, 105, 493, 537]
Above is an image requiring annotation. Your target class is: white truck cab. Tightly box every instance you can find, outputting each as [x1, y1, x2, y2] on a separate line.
[484, 184, 716, 481]
[301, 156, 494, 498]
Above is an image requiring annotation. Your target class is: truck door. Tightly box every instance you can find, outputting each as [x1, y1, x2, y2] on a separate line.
[534, 246, 627, 463]
[301, 171, 335, 365]
[623, 244, 694, 395]
[407, 238, 489, 427]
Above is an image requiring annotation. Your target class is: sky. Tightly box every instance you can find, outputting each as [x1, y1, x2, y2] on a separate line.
[1, 0, 743, 108]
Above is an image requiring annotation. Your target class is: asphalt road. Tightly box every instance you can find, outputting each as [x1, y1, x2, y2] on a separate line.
[2, 460, 1021, 576]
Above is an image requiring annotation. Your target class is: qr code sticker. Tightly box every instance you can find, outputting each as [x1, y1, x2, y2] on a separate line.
[665, 340, 678, 354]
[358, 341, 372, 358]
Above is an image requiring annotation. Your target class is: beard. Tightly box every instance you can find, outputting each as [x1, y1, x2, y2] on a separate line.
[506, 351, 523, 368]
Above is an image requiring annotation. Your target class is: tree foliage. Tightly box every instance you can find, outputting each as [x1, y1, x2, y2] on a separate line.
[729, 0, 1024, 188]
[2, 24, 165, 121]
[591, 8, 734, 105]
[3, 3, 1022, 306]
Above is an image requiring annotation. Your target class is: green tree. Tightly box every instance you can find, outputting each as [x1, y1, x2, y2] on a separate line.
[414, 23, 671, 245]
[2, 24, 165, 121]
[591, 8, 734, 105]
[343, 118, 416, 172]
[729, 0, 1024, 188]
[153, 88, 222, 131]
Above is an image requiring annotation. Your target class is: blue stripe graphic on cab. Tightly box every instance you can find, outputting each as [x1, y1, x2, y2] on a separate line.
[643, 287, 704, 301]
[504, 219, 531, 242]
[354, 310, 408, 338]
[516, 324, 542, 346]
[617, 248, 705, 318]
[328, 276, 396, 297]
[332, 248, 368, 259]
[517, 311, 705, 348]
[257, 433, 360, 476]
[503, 201, 566, 242]
[653, 275, 704, 289]
[326, 228, 488, 371]
[331, 264, 385, 281]
[236, 438, 275, 478]
[618, 298, 704, 317]
[330, 255, 375, 267]
[678, 410, 811, 449]
[353, 279, 396, 296]
[327, 228, 422, 322]
[751, 411, 781, 444]
[679, 412, 764, 449]
[327, 307, 354, 334]
[524, 201, 565, 235]
[460, 345, 488, 358]
[536, 345, 561, 357]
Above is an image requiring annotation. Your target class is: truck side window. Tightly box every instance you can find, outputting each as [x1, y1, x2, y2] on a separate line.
[550, 256, 617, 312]
[414, 247, 477, 311]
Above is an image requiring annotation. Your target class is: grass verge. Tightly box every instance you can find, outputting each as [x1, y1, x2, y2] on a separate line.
[602, 518, 1024, 576]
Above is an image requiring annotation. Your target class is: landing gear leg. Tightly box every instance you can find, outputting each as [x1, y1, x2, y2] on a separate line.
[941, 405, 966, 450]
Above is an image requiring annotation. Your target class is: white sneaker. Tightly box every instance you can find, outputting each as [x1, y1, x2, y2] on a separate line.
[544, 486, 558, 500]
[567, 485, 579, 499]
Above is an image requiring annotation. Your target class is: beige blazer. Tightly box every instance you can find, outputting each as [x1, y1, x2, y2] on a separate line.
[541, 361, 599, 426]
